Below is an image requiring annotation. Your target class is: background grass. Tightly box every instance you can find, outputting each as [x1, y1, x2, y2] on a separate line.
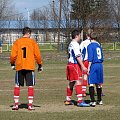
[1, 42, 120, 52]
[0, 51, 120, 120]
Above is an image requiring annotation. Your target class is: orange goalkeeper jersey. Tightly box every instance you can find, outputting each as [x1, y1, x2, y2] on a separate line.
[10, 37, 42, 71]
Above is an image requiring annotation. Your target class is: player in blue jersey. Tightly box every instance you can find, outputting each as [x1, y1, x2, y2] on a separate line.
[87, 32, 104, 107]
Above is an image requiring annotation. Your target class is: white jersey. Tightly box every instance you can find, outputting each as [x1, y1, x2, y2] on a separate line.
[80, 38, 91, 61]
[68, 40, 82, 64]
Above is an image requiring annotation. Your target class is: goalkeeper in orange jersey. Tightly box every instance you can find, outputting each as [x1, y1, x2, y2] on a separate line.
[10, 27, 43, 110]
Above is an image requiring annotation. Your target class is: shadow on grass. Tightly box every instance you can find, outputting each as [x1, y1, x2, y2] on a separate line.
[10, 103, 41, 109]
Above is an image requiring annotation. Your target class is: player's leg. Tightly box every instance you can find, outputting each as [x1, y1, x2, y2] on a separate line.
[89, 84, 96, 107]
[82, 60, 89, 97]
[100, 84, 105, 96]
[82, 74, 88, 97]
[96, 84, 103, 105]
[75, 80, 83, 104]
[65, 81, 75, 105]
[75, 64, 89, 107]
[65, 63, 89, 107]
[12, 71, 24, 110]
[76, 80, 90, 107]
[65, 64, 75, 105]
[12, 85, 20, 110]
[96, 63, 104, 105]
[28, 86, 34, 110]
[26, 70, 35, 110]
[88, 64, 97, 107]
[99, 64, 104, 96]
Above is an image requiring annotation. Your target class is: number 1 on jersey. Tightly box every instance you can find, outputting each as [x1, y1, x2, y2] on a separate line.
[22, 47, 26, 58]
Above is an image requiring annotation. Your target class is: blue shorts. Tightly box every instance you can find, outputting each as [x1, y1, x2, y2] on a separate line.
[88, 63, 104, 85]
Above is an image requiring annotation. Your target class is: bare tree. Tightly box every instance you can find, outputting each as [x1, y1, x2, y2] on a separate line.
[0, 0, 19, 44]
[0, 0, 16, 28]
[109, 0, 120, 42]
[49, 0, 73, 50]
[88, 0, 111, 42]
[71, 0, 92, 29]
[14, 14, 28, 34]
[30, 7, 50, 42]
[60, 0, 73, 50]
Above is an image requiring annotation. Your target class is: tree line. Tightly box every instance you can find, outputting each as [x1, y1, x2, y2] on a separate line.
[0, 0, 120, 43]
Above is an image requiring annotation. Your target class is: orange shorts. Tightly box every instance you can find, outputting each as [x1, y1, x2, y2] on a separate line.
[66, 63, 82, 82]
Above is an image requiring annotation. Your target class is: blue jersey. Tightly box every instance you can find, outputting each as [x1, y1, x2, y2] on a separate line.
[87, 41, 103, 63]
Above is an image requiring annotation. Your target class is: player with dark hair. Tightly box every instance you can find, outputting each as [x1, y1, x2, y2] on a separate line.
[10, 27, 43, 110]
[87, 32, 104, 107]
[65, 30, 90, 107]
[22, 27, 31, 35]
[80, 29, 93, 97]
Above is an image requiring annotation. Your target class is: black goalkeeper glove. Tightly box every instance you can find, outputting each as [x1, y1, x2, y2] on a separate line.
[38, 64, 43, 72]
[11, 64, 15, 70]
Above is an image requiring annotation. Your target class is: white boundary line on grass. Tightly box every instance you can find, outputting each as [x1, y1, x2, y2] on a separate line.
[0, 65, 119, 71]
[0, 88, 63, 92]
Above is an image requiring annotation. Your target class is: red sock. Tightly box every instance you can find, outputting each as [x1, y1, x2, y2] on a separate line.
[76, 85, 83, 103]
[66, 87, 73, 101]
[28, 86, 34, 106]
[83, 80, 87, 86]
[82, 86, 86, 94]
[14, 86, 20, 106]
[82, 80, 87, 94]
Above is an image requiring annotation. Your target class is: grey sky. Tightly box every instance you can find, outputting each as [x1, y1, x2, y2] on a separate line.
[13, 0, 50, 19]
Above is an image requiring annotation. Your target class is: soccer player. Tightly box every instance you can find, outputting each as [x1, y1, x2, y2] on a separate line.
[80, 29, 93, 97]
[10, 27, 43, 110]
[87, 32, 104, 107]
[65, 30, 90, 107]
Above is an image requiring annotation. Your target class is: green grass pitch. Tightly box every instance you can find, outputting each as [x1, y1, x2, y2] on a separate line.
[0, 51, 120, 120]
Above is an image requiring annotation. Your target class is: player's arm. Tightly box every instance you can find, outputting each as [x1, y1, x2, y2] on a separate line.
[34, 42, 43, 72]
[77, 57, 87, 72]
[87, 45, 93, 75]
[74, 43, 87, 72]
[10, 42, 18, 67]
[87, 62, 92, 75]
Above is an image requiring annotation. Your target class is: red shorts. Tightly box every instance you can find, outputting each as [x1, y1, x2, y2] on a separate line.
[66, 63, 82, 82]
[83, 60, 89, 74]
